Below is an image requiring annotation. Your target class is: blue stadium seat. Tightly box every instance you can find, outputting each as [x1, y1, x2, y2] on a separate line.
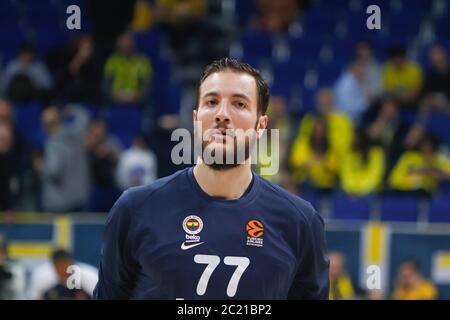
[317, 62, 344, 87]
[234, 0, 258, 27]
[327, 37, 357, 64]
[271, 60, 305, 89]
[387, 11, 423, 37]
[0, 28, 26, 63]
[438, 181, 450, 198]
[104, 105, 143, 148]
[424, 112, 450, 145]
[397, 0, 432, 11]
[428, 195, 450, 223]
[134, 29, 162, 60]
[304, 8, 338, 36]
[239, 31, 274, 63]
[380, 194, 420, 222]
[33, 26, 71, 57]
[331, 192, 372, 220]
[288, 35, 322, 63]
[13, 102, 43, 147]
[299, 86, 317, 114]
[344, 12, 385, 39]
[434, 16, 450, 38]
[316, 0, 352, 9]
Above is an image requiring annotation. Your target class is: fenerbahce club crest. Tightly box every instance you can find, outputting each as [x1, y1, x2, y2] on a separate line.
[181, 215, 204, 250]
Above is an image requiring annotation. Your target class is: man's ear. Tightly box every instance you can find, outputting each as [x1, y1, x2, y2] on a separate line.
[193, 109, 197, 121]
[256, 115, 268, 139]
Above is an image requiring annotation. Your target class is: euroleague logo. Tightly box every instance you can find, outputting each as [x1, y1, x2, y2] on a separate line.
[246, 219, 264, 247]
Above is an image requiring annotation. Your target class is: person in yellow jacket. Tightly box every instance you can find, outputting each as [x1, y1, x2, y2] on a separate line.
[392, 260, 438, 300]
[329, 252, 356, 300]
[290, 117, 338, 190]
[340, 129, 385, 195]
[388, 135, 450, 193]
[256, 97, 291, 185]
[296, 88, 353, 157]
[382, 46, 423, 105]
[104, 32, 152, 105]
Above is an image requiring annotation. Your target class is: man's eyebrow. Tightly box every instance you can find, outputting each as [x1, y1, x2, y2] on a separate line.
[201, 91, 251, 102]
[202, 91, 219, 98]
[232, 93, 251, 102]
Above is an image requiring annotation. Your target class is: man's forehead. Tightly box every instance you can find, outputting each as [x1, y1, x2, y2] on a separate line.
[200, 71, 257, 98]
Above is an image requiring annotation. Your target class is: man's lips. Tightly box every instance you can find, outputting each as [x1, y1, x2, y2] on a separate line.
[210, 128, 234, 137]
[205, 128, 234, 143]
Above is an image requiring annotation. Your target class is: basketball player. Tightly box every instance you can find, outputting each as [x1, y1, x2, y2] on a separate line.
[94, 58, 329, 299]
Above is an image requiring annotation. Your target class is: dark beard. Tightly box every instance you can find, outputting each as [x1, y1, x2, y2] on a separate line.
[201, 135, 254, 171]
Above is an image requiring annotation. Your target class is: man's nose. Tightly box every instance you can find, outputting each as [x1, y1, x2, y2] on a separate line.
[215, 101, 231, 124]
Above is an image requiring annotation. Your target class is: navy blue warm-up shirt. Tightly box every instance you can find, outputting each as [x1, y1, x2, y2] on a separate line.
[94, 167, 329, 299]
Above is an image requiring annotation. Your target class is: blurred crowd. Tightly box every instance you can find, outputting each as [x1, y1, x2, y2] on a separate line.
[0, 0, 449, 300]
[328, 251, 439, 300]
[0, 0, 449, 218]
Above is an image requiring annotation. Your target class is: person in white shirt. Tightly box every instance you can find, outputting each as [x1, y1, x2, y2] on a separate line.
[334, 60, 369, 125]
[28, 249, 98, 300]
[116, 135, 157, 190]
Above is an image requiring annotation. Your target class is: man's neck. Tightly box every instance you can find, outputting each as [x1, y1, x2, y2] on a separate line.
[193, 162, 253, 200]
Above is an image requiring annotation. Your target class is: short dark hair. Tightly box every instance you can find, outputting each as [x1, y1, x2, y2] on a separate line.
[19, 42, 34, 55]
[197, 58, 270, 116]
[52, 249, 73, 263]
[388, 46, 406, 59]
[399, 259, 421, 273]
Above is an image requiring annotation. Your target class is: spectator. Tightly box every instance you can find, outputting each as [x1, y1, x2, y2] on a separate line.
[297, 88, 353, 156]
[85, 120, 122, 212]
[334, 60, 369, 124]
[131, 0, 155, 32]
[104, 32, 152, 105]
[382, 46, 423, 106]
[289, 117, 338, 191]
[155, 0, 206, 26]
[329, 252, 355, 300]
[53, 35, 101, 105]
[420, 45, 450, 115]
[255, 0, 301, 34]
[366, 97, 410, 163]
[402, 123, 426, 151]
[339, 129, 385, 196]
[1, 42, 52, 103]
[0, 234, 26, 299]
[86, 0, 136, 67]
[388, 135, 450, 194]
[155, 0, 225, 64]
[366, 289, 385, 300]
[29, 249, 98, 300]
[116, 135, 157, 190]
[256, 97, 291, 185]
[0, 100, 13, 124]
[0, 122, 18, 215]
[33, 105, 90, 213]
[392, 260, 438, 300]
[354, 41, 382, 103]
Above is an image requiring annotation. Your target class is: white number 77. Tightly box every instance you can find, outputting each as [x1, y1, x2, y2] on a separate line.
[194, 254, 250, 298]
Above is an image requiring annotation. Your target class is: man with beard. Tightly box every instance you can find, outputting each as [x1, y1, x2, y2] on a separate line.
[94, 58, 329, 299]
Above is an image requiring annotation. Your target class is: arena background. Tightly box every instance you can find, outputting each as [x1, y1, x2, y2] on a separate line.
[0, 0, 449, 299]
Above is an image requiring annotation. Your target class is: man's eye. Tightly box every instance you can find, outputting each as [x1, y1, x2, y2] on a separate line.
[206, 100, 218, 107]
[235, 101, 246, 108]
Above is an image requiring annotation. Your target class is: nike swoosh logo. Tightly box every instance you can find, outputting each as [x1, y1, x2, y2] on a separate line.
[181, 242, 205, 250]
